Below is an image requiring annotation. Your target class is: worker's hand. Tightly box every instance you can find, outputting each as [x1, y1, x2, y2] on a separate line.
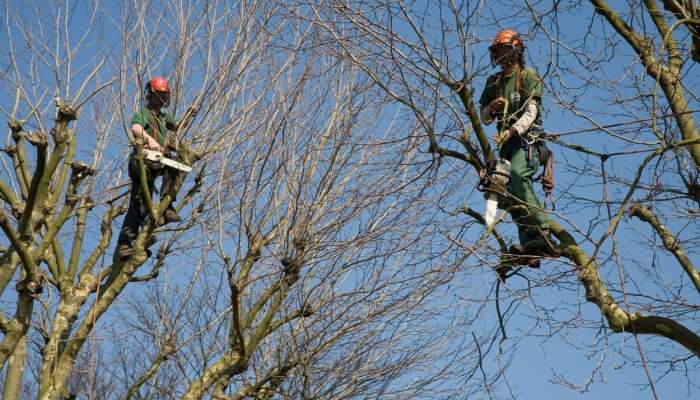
[493, 127, 519, 146]
[145, 137, 164, 152]
[493, 132, 503, 147]
[488, 97, 507, 114]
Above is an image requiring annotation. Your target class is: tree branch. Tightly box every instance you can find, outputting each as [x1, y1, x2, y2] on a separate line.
[550, 219, 700, 357]
[629, 203, 700, 294]
[589, 0, 700, 170]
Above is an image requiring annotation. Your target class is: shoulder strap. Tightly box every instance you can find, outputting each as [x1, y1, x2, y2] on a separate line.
[149, 109, 162, 144]
[516, 68, 524, 99]
[494, 71, 503, 96]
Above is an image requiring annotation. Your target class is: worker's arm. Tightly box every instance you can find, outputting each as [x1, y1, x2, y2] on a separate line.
[493, 100, 538, 146]
[131, 124, 164, 152]
[172, 105, 199, 131]
[508, 100, 538, 136]
[480, 107, 494, 124]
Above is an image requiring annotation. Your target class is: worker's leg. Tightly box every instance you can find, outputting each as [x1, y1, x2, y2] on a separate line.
[160, 167, 178, 203]
[507, 145, 549, 245]
[160, 167, 181, 223]
[116, 156, 155, 247]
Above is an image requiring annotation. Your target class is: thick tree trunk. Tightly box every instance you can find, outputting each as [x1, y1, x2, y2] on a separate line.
[2, 334, 27, 400]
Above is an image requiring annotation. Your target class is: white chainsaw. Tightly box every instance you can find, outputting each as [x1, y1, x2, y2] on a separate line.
[142, 149, 192, 172]
[483, 159, 511, 227]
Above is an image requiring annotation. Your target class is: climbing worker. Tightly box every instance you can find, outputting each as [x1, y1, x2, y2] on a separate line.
[478, 30, 555, 269]
[114, 76, 198, 261]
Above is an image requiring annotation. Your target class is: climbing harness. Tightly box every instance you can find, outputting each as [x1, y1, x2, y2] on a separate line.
[522, 127, 556, 211]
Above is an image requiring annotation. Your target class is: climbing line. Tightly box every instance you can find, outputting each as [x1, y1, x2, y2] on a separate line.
[546, 109, 700, 137]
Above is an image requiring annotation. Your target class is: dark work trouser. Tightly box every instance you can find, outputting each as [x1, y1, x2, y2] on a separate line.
[116, 155, 177, 247]
[500, 137, 549, 245]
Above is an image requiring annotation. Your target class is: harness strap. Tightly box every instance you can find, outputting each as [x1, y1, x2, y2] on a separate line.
[538, 149, 555, 211]
[494, 68, 525, 131]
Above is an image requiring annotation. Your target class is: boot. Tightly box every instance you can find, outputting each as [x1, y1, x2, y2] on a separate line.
[496, 264, 511, 282]
[163, 207, 182, 224]
[115, 244, 152, 261]
[506, 244, 541, 268]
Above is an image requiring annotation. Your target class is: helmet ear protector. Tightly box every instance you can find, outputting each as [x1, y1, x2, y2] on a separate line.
[489, 30, 525, 67]
[144, 77, 171, 107]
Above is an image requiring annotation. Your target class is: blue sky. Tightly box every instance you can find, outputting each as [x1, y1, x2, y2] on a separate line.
[0, 1, 697, 398]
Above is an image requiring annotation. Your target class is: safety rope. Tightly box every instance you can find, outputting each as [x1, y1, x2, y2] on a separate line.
[545, 109, 700, 137]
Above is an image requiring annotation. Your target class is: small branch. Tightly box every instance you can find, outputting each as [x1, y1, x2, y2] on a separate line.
[262, 307, 311, 339]
[123, 343, 176, 400]
[7, 119, 30, 198]
[428, 142, 480, 170]
[549, 219, 700, 358]
[629, 203, 700, 294]
[134, 146, 157, 221]
[0, 212, 35, 277]
[129, 243, 171, 282]
[227, 360, 300, 400]
[447, 80, 491, 163]
[461, 206, 507, 251]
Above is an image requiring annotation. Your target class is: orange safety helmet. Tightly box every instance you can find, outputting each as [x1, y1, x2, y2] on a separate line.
[149, 76, 170, 92]
[491, 29, 523, 47]
[145, 76, 170, 107]
[489, 29, 526, 67]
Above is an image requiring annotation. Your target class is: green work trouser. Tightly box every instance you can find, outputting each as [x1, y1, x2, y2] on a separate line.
[501, 138, 549, 245]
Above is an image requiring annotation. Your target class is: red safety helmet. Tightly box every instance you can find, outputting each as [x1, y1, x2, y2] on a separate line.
[145, 76, 170, 107]
[489, 29, 525, 67]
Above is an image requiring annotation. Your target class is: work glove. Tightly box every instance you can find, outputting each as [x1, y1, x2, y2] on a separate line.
[488, 97, 506, 114]
[493, 127, 517, 147]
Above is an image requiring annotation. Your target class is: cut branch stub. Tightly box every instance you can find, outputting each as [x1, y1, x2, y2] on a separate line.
[281, 257, 301, 275]
[26, 132, 48, 149]
[300, 303, 314, 317]
[11, 200, 25, 218]
[69, 161, 96, 184]
[15, 274, 45, 299]
[7, 119, 24, 139]
[55, 100, 77, 122]
[250, 247, 262, 263]
[281, 257, 301, 285]
[65, 194, 80, 207]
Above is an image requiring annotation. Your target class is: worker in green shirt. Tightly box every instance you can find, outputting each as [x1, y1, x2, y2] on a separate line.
[115, 76, 198, 261]
[479, 30, 554, 265]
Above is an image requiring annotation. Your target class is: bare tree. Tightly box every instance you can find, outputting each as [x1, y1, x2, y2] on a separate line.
[6, 0, 697, 398]
[0, 1, 490, 399]
[304, 0, 700, 396]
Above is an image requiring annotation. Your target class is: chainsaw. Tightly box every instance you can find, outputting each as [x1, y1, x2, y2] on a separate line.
[142, 149, 192, 172]
[478, 158, 511, 227]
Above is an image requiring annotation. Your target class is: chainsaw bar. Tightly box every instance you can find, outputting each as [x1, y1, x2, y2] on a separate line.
[142, 149, 192, 172]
